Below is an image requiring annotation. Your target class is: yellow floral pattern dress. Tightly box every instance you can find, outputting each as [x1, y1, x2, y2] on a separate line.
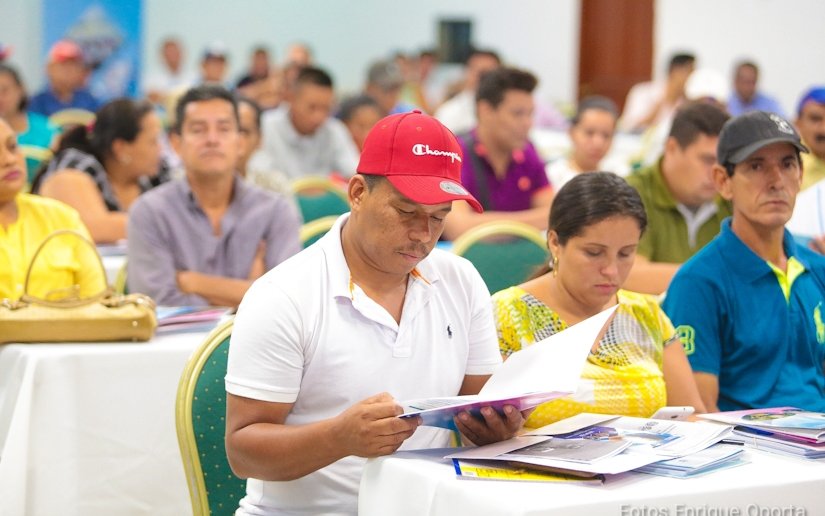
[492, 287, 677, 428]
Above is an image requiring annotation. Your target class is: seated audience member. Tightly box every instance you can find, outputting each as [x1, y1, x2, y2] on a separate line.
[0, 63, 59, 183]
[623, 102, 731, 294]
[0, 117, 105, 300]
[795, 86, 825, 191]
[442, 67, 553, 240]
[127, 85, 301, 307]
[280, 42, 313, 101]
[546, 95, 621, 190]
[337, 94, 382, 152]
[225, 111, 522, 515]
[494, 172, 705, 427]
[619, 53, 695, 133]
[28, 40, 100, 117]
[252, 66, 359, 180]
[143, 37, 194, 106]
[435, 48, 501, 135]
[32, 98, 163, 243]
[787, 176, 825, 253]
[235, 45, 272, 89]
[199, 41, 230, 87]
[663, 111, 825, 413]
[727, 61, 784, 117]
[364, 59, 413, 115]
[237, 95, 292, 197]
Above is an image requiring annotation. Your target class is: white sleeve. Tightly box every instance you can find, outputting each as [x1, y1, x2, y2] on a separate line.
[225, 275, 306, 402]
[463, 263, 503, 375]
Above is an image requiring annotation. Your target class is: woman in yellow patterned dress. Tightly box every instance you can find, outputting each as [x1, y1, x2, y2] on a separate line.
[493, 172, 705, 428]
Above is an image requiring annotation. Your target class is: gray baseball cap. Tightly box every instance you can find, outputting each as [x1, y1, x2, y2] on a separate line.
[717, 111, 808, 165]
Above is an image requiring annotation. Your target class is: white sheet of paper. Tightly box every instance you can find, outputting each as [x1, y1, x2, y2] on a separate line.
[400, 305, 617, 428]
[479, 304, 617, 398]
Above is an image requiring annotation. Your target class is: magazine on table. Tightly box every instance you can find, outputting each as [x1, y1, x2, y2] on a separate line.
[452, 459, 605, 484]
[699, 407, 825, 442]
[729, 427, 825, 459]
[447, 412, 731, 475]
[635, 443, 749, 478]
[155, 306, 232, 333]
[399, 305, 617, 429]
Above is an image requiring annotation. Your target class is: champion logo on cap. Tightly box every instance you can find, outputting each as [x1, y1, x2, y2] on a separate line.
[439, 180, 469, 196]
[411, 143, 462, 163]
[769, 113, 795, 135]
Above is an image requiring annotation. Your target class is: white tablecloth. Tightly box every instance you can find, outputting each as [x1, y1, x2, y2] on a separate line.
[360, 448, 825, 516]
[0, 331, 208, 516]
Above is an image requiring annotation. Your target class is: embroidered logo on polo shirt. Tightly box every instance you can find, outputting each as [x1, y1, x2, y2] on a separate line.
[814, 302, 824, 345]
[439, 180, 468, 196]
[676, 325, 696, 355]
[412, 143, 462, 163]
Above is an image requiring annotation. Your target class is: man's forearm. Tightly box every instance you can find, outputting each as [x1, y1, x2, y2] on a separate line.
[227, 418, 347, 481]
[624, 260, 680, 295]
[178, 272, 253, 307]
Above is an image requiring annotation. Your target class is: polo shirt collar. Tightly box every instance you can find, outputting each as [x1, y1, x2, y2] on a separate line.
[320, 213, 441, 301]
[718, 218, 809, 283]
[470, 129, 526, 165]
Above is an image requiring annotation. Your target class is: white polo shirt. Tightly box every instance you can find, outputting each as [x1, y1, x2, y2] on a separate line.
[226, 214, 501, 515]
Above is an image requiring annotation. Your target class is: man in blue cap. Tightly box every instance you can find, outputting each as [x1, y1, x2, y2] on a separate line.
[663, 110, 825, 413]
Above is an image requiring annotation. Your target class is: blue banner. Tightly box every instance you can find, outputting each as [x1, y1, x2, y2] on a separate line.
[43, 0, 142, 100]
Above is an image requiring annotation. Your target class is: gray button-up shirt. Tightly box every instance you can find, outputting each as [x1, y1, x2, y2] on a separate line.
[126, 176, 302, 306]
[252, 105, 360, 180]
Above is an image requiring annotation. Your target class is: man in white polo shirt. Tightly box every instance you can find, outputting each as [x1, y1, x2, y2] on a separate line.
[225, 110, 523, 515]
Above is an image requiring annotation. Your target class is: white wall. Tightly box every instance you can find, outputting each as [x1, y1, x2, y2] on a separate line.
[655, 0, 825, 118]
[141, 0, 579, 105]
[0, 0, 578, 106]
[2, 0, 823, 115]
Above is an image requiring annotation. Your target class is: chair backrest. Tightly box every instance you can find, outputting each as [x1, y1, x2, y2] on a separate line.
[299, 215, 339, 248]
[451, 221, 548, 294]
[291, 176, 350, 223]
[47, 108, 96, 130]
[19, 144, 54, 184]
[175, 319, 246, 516]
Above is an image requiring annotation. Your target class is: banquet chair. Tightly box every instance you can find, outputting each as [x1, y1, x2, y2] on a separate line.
[175, 319, 246, 515]
[19, 144, 53, 184]
[451, 221, 548, 295]
[299, 215, 338, 248]
[47, 108, 96, 130]
[291, 176, 350, 223]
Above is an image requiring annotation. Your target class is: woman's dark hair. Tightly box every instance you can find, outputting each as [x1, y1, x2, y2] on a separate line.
[55, 98, 155, 161]
[534, 172, 647, 277]
[0, 63, 28, 112]
[31, 98, 154, 192]
[570, 95, 618, 126]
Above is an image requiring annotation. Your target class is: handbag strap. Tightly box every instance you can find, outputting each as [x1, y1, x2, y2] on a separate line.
[461, 132, 493, 211]
[22, 229, 110, 305]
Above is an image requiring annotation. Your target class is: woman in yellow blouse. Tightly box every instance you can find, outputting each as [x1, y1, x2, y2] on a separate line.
[493, 172, 705, 428]
[0, 117, 105, 301]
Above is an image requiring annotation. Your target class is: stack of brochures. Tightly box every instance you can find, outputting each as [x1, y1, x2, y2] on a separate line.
[156, 306, 231, 333]
[446, 412, 733, 477]
[699, 407, 825, 459]
[635, 443, 747, 478]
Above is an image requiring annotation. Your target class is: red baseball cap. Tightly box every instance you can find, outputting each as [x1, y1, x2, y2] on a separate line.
[357, 110, 482, 212]
[48, 40, 83, 64]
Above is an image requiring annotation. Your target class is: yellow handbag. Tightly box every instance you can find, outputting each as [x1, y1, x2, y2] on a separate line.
[0, 230, 157, 343]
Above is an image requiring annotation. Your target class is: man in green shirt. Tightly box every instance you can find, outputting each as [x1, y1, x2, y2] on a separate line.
[624, 102, 730, 294]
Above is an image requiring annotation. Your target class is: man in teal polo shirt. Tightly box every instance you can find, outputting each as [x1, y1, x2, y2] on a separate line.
[663, 111, 825, 412]
[624, 102, 731, 294]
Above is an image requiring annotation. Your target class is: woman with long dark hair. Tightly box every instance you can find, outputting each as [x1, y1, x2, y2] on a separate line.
[492, 172, 705, 427]
[33, 98, 162, 243]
